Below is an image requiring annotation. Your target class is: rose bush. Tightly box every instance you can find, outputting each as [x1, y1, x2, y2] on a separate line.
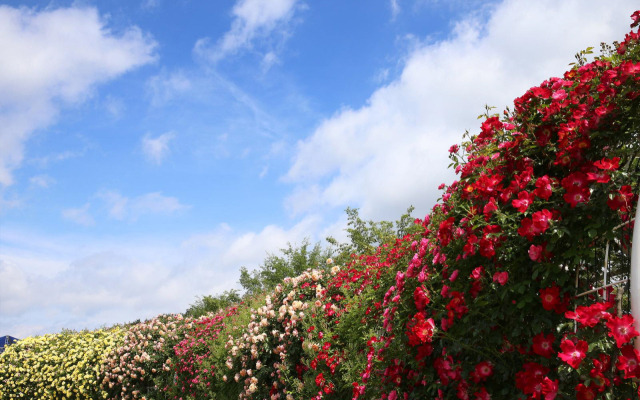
[166, 306, 239, 400]
[100, 313, 207, 400]
[297, 238, 419, 399]
[223, 268, 328, 400]
[359, 12, 640, 399]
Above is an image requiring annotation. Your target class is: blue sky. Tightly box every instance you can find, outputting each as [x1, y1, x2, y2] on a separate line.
[0, 0, 637, 337]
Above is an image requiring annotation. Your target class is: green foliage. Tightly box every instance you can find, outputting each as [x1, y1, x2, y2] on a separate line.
[239, 239, 330, 296]
[197, 207, 419, 306]
[326, 206, 421, 264]
[185, 289, 241, 318]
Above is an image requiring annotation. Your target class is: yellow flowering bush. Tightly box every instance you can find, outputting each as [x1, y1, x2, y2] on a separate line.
[0, 327, 124, 400]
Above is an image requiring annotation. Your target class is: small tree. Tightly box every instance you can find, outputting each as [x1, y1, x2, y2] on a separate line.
[239, 239, 330, 296]
[326, 206, 421, 264]
[185, 289, 241, 318]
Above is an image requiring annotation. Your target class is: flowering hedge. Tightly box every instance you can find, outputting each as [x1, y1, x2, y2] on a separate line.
[298, 240, 417, 399]
[2, 10, 640, 400]
[100, 313, 192, 400]
[218, 11, 640, 400]
[0, 328, 123, 399]
[166, 306, 239, 399]
[361, 12, 640, 399]
[223, 268, 329, 399]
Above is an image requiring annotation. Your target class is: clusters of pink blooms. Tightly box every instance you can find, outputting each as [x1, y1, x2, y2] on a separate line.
[172, 307, 238, 398]
[224, 269, 326, 400]
[100, 314, 190, 400]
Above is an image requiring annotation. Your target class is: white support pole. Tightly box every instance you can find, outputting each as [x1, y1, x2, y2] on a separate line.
[604, 241, 610, 301]
[631, 196, 640, 351]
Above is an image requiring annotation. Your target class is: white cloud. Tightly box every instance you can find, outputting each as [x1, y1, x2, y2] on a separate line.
[0, 5, 156, 186]
[29, 174, 55, 188]
[104, 95, 125, 119]
[98, 191, 128, 220]
[390, 0, 401, 19]
[225, 217, 320, 267]
[0, 216, 321, 336]
[32, 149, 86, 168]
[132, 192, 188, 215]
[98, 190, 189, 221]
[0, 249, 185, 332]
[146, 71, 192, 106]
[194, 0, 300, 62]
[183, 216, 320, 269]
[261, 51, 280, 71]
[285, 0, 637, 222]
[0, 260, 32, 315]
[142, 132, 176, 164]
[141, 0, 160, 10]
[284, 184, 321, 216]
[62, 203, 95, 226]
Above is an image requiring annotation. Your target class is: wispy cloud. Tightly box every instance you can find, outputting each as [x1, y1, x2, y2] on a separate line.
[29, 175, 55, 189]
[0, 192, 21, 213]
[31, 149, 86, 168]
[141, 0, 160, 11]
[285, 0, 636, 222]
[62, 204, 95, 226]
[98, 190, 189, 221]
[194, 0, 300, 63]
[146, 71, 192, 106]
[390, 0, 400, 19]
[0, 5, 156, 186]
[261, 51, 280, 72]
[142, 132, 176, 165]
[104, 95, 125, 119]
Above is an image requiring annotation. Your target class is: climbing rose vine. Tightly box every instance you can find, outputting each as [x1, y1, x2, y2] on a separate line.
[363, 11, 640, 399]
